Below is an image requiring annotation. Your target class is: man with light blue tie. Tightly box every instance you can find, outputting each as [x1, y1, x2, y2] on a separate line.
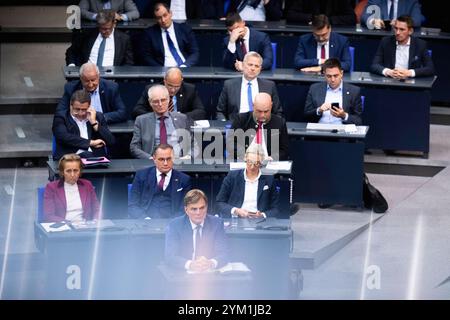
[304, 58, 362, 125]
[140, 2, 199, 67]
[361, 0, 424, 29]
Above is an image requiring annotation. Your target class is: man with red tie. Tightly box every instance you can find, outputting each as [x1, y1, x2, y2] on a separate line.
[226, 92, 289, 161]
[130, 84, 194, 159]
[128, 143, 192, 219]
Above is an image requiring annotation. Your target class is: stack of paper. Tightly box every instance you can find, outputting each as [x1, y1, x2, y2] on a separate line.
[218, 262, 251, 274]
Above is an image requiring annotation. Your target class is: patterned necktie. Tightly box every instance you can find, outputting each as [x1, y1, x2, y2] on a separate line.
[194, 224, 202, 259]
[159, 116, 167, 144]
[165, 30, 185, 66]
[256, 121, 262, 144]
[247, 81, 253, 111]
[158, 172, 166, 191]
[168, 96, 174, 112]
[97, 37, 106, 66]
[239, 38, 247, 59]
[321, 44, 326, 60]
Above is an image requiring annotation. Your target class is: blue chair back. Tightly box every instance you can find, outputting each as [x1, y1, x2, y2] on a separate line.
[349, 46, 355, 73]
[37, 187, 45, 223]
[361, 95, 365, 112]
[128, 183, 132, 203]
[52, 135, 56, 159]
[428, 49, 432, 57]
[271, 42, 277, 70]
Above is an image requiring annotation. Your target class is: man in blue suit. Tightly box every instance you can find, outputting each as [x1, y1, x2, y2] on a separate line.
[56, 62, 127, 124]
[294, 14, 351, 72]
[223, 12, 273, 71]
[129, 143, 192, 219]
[165, 189, 229, 271]
[216, 145, 280, 218]
[140, 2, 199, 67]
[304, 58, 362, 125]
[362, 0, 423, 29]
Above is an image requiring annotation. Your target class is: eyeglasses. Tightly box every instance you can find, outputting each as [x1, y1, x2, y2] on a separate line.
[246, 160, 261, 167]
[150, 98, 169, 105]
[72, 107, 89, 114]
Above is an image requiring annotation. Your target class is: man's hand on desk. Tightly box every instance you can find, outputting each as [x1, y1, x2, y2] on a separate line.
[385, 68, 412, 79]
[235, 208, 264, 218]
[301, 66, 322, 73]
[190, 256, 214, 272]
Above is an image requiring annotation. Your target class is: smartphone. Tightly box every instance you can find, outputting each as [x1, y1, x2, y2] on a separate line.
[331, 102, 340, 110]
[50, 222, 66, 228]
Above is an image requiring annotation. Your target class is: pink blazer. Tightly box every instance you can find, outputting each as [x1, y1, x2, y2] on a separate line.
[43, 178, 100, 222]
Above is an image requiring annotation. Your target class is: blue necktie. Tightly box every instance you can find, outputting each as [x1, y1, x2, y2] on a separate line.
[388, 0, 394, 20]
[247, 81, 253, 111]
[194, 225, 202, 259]
[96, 37, 106, 66]
[165, 30, 185, 66]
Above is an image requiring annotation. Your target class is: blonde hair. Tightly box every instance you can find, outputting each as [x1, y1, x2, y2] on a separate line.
[58, 153, 82, 178]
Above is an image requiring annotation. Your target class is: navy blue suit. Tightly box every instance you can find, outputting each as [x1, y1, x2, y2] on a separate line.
[362, 0, 423, 28]
[55, 79, 127, 124]
[371, 36, 434, 78]
[294, 32, 351, 72]
[165, 214, 229, 270]
[52, 110, 115, 160]
[215, 169, 280, 218]
[128, 166, 192, 219]
[223, 28, 273, 70]
[140, 22, 199, 67]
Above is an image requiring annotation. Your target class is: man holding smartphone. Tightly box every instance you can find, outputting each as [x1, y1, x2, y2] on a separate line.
[304, 58, 363, 125]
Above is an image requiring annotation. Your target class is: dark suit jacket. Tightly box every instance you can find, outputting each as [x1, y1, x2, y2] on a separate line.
[223, 28, 273, 70]
[128, 166, 191, 219]
[55, 79, 127, 124]
[294, 31, 351, 72]
[52, 110, 116, 160]
[216, 77, 283, 121]
[157, 0, 224, 19]
[79, 0, 140, 21]
[228, 112, 289, 160]
[140, 22, 199, 67]
[304, 82, 363, 125]
[65, 28, 134, 66]
[165, 214, 229, 270]
[215, 169, 280, 218]
[285, 0, 356, 26]
[362, 0, 423, 28]
[371, 36, 435, 77]
[43, 178, 99, 222]
[132, 82, 206, 120]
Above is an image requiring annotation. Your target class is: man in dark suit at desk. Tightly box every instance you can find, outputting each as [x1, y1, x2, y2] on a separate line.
[371, 15, 434, 79]
[285, 0, 356, 26]
[52, 90, 116, 160]
[362, 0, 423, 29]
[66, 9, 134, 67]
[165, 189, 228, 271]
[294, 14, 351, 72]
[227, 92, 289, 161]
[130, 84, 194, 159]
[216, 52, 283, 121]
[129, 143, 192, 219]
[304, 58, 362, 125]
[56, 62, 127, 124]
[216, 145, 280, 218]
[222, 12, 273, 71]
[140, 2, 199, 67]
[132, 67, 206, 120]
[79, 0, 140, 21]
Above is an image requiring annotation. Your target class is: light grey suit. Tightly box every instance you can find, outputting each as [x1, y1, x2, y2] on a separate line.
[304, 82, 363, 125]
[130, 112, 193, 159]
[79, 0, 140, 21]
[216, 77, 284, 121]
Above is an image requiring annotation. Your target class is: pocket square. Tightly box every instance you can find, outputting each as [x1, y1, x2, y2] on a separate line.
[177, 188, 183, 192]
[263, 185, 269, 191]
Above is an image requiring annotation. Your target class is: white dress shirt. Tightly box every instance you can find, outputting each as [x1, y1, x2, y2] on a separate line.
[64, 182, 84, 222]
[241, 169, 262, 212]
[318, 82, 347, 124]
[155, 168, 172, 191]
[382, 37, 415, 77]
[170, 0, 187, 21]
[71, 115, 92, 153]
[239, 76, 259, 113]
[89, 29, 115, 67]
[184, 219, 218, 270]
[161, 23, 187, 67]
[387, 0, 398, 20]
[89, 87, 103, 113]
[227, 27, 250, 54]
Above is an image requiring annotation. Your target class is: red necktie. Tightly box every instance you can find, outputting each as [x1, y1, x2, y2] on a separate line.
[321, 45, 326, 60]
[159, 116, 167, 144]
[158, 172, 166, 191]
[240, 39, 247, 57]
[256, 121, 262, 144]
[168, 96, 174, 112]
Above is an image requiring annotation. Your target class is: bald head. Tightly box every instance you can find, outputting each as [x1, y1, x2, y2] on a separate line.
[253, 93, 272, 123]
[164, 67, 183, 96]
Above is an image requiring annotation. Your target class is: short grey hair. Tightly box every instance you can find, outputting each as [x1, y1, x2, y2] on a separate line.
[79, 62, 99, 78]
[245, 144, 265, 160]
[243, 51, 263, 65]
[148, 84, 169, 101]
